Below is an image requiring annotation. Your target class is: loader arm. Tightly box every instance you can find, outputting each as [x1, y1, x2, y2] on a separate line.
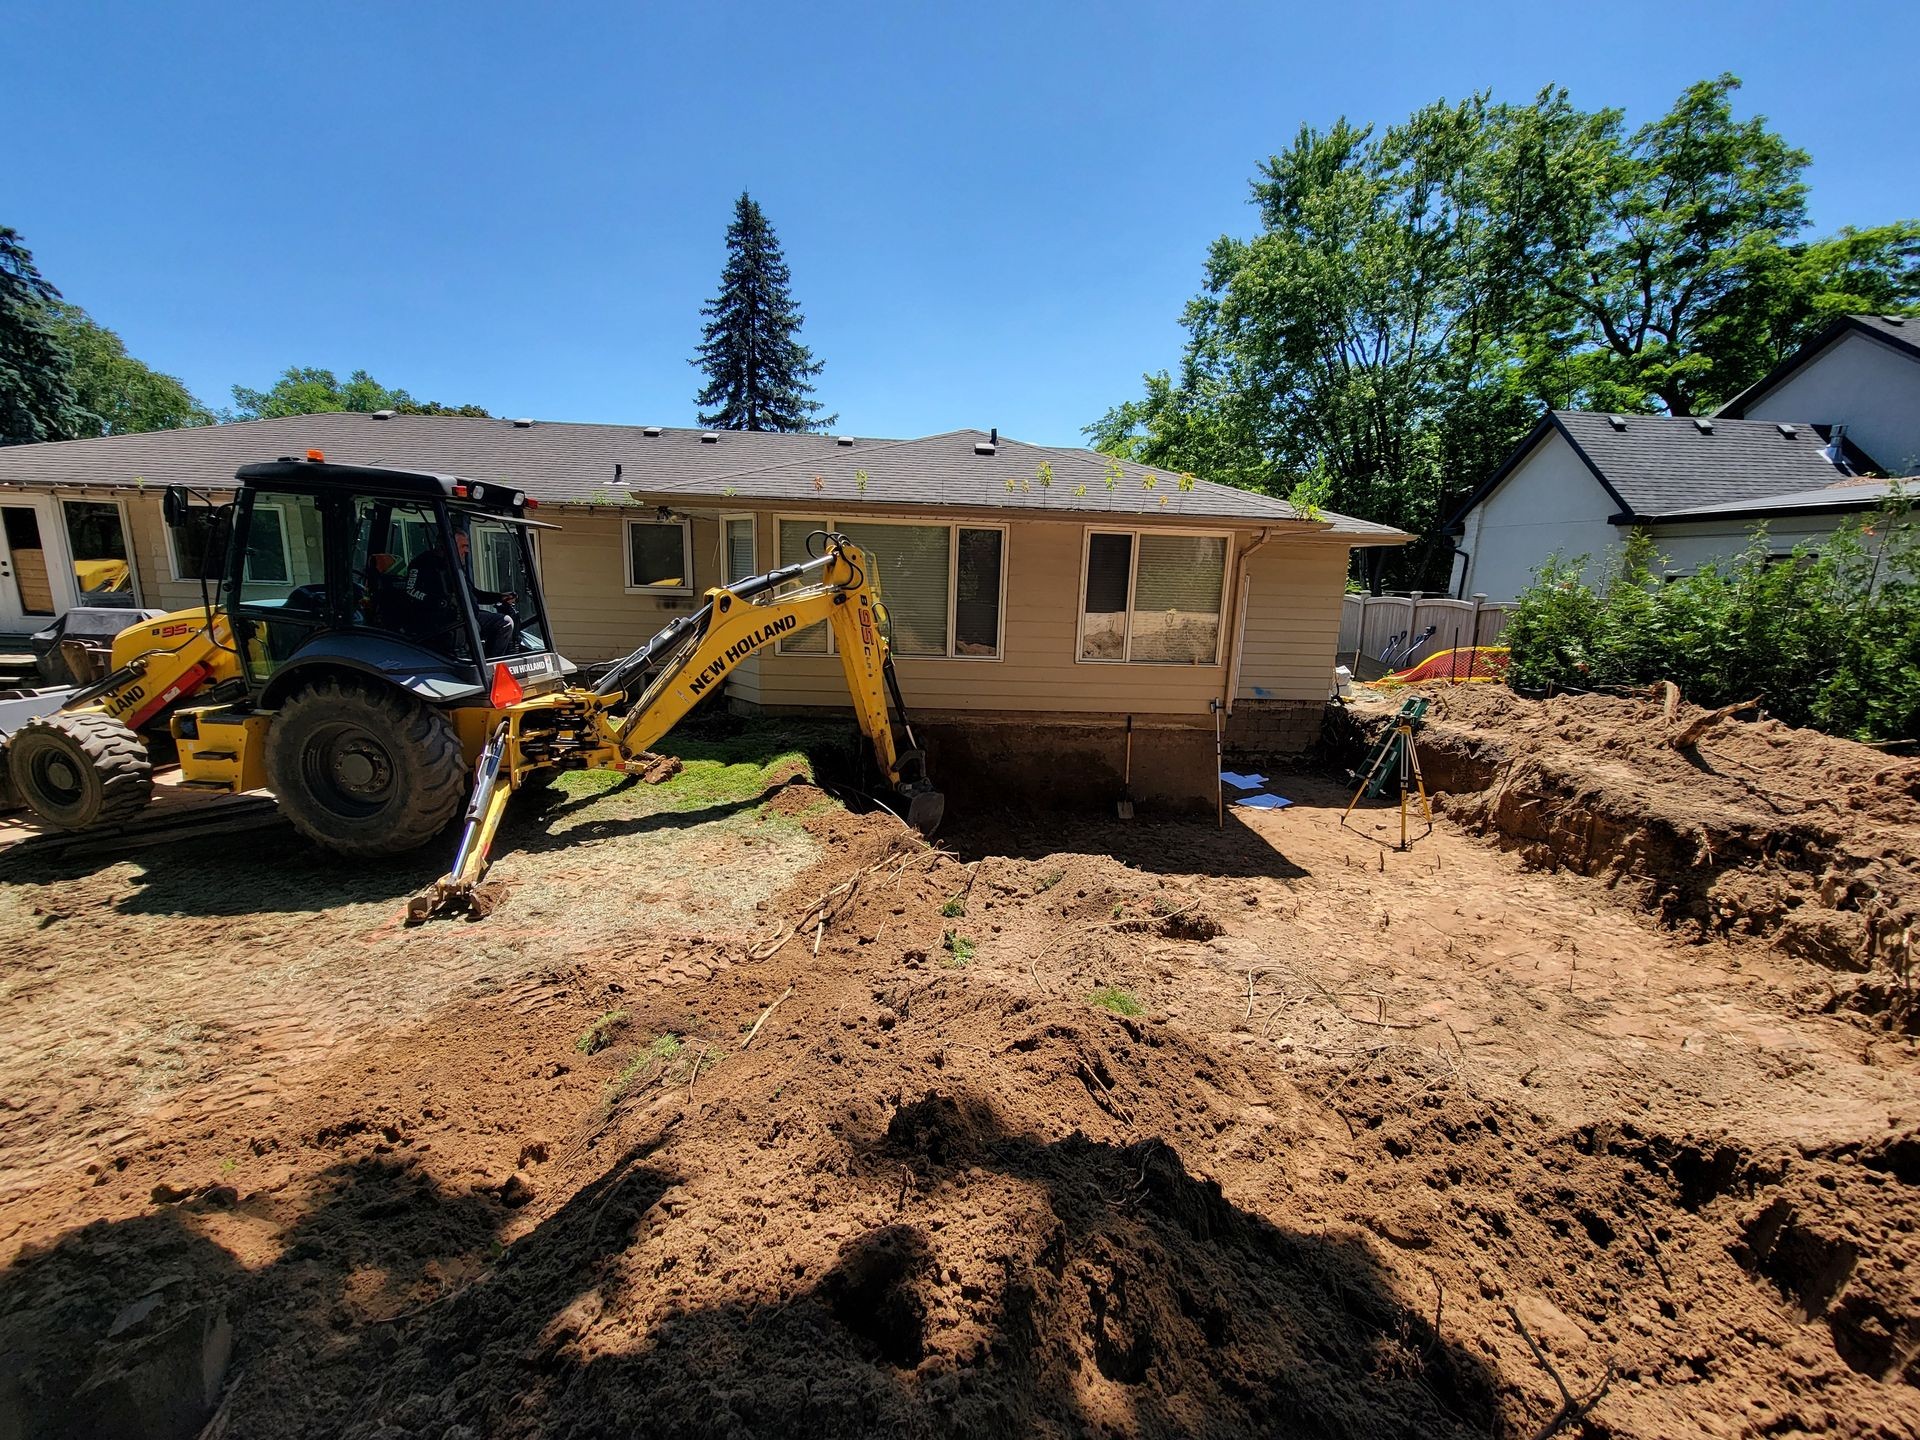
[412, 535, 942, 921]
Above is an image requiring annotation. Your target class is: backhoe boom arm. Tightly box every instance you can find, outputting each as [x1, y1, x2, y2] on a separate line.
[413, 534, 942, 921]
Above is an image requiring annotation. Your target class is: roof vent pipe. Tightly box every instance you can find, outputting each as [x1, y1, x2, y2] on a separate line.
[990, 427, 998, 445]
[613, 463, 624, 485]
[1826, 423, 1849, 469]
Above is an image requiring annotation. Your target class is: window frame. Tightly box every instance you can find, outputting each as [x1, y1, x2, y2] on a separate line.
[771, 512, 1007, 661]
[60, 496, 143, 605]
[720, 511, 758, 587]
[622, 515, 695, 596]
[1074, 523, 1233, 667]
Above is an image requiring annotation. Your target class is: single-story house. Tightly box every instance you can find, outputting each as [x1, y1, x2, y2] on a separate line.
[1716, 313, 1920, 477]
[0, 413, 1406, 805]
[1446, 409, 1893, 601]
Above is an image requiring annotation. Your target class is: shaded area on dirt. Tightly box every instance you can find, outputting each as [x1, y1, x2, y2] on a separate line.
[0, 1094, 1501, 1440]
[941, 806, 1315, 882]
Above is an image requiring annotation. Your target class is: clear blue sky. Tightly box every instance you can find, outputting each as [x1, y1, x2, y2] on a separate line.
[7, 1, 1917, 446]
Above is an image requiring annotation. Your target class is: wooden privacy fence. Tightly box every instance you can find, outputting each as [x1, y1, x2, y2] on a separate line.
[1338, 592, 1516, 679]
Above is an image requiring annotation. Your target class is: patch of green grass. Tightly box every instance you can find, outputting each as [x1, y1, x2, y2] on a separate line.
[218, 1156, 238, 1175]
[1036, 869, 1065, 893]
[1088, 986, 1144, 1017]
[576, 1008, 630, 1055]
[1110, 902, 1126, 919]
[607, 1033, 685, 1103]
[942, 930, 976, 966]
[940, 896, 966, 918]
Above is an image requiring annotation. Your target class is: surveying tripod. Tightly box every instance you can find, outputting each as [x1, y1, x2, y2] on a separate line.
[1339, 696, 1433, 851]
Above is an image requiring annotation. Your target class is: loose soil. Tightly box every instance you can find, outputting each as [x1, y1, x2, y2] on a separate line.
[1, 705, 1917, 1439]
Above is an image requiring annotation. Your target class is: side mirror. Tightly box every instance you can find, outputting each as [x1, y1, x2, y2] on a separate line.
[162, 485, 191, 528]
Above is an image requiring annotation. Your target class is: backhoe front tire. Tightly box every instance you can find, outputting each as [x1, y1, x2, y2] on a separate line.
[7, 711, 154, 830]
[266, 677, 467, 856]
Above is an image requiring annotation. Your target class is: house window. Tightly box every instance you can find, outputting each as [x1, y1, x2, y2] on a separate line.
[625, 518, 692, 594]
[723, 515, 757, 586]
[62, 500, 137, 606]
[775, 515, 1005, 659]
[1079, 528, 1228, 664]
[953, 527, 1004, 657]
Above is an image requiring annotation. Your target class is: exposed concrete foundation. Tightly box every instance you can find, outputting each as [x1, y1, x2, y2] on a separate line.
[1224, 698, 1323, 756]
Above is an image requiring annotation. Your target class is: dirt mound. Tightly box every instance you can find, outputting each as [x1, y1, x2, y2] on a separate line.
[1378, 686, 1920, 1028]
[4, 765, 1919, 1438]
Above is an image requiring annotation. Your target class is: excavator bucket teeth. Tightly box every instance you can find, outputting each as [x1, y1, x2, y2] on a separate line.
[906, 788, 945, 837]
[404, 879, 500, 926]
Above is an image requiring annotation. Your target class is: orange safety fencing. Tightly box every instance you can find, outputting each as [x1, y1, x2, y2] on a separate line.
[1377, 646, 1511, 686]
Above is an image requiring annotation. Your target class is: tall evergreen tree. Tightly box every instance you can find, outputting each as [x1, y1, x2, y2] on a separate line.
[0, 227, 93, 445]
[691, 193, 834, 431]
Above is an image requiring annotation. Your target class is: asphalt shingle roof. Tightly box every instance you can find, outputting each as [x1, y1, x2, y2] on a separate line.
[1653, 477, 1901, 520]
[1550, 411, 1852, 518]
[0, 414, 1406, 539]
[649, 429, 1404, 536]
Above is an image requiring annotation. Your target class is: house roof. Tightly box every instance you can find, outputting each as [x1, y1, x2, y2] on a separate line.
[1716, 313, 1920, 419]
[1447, 409, 1857, 530]
[1641, 476, 1906, 524]
[648, 429, 1406, 538]
[0, 412, 1409, 541]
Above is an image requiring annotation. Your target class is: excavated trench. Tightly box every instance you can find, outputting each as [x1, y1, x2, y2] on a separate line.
[1352, 687, 1920, 1029]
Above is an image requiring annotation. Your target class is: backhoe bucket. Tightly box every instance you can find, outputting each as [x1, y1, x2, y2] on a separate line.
[905, 786, 945, 836]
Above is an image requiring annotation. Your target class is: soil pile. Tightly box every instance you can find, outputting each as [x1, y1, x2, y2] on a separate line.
[3, 772, 1917, 1438]
[1373, 685, 1920, 1027]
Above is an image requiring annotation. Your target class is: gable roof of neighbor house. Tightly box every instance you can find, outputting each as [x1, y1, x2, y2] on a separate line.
[1447, 409, 1861, 531]
[0, 412, 1408, 541]
[1715, 313, 1920, 420]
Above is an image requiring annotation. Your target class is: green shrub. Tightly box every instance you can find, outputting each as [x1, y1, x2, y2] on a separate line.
[1504, 497, 1920, 741]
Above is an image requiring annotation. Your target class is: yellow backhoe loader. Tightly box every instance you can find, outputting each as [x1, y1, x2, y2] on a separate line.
[0, 454, 942, 919]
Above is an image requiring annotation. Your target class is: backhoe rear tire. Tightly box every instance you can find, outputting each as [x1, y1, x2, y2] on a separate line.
[266, 677, 467, 856]
[7, 711, 154, 830]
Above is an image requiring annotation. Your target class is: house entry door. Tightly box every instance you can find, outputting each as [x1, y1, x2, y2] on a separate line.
[0, 502, 60, 632]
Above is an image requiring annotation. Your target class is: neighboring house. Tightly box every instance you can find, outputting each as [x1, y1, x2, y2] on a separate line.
[0, 414, 1406, 805]
[1448, 410, 1891, 601]
[1717, 314, 1920, 477]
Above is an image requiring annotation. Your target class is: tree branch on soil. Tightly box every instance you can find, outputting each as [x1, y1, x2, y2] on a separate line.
[1504, 1302, 1616, 1440]
[742, 987, 795, 1050]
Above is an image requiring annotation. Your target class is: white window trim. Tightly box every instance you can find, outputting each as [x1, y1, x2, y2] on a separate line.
[719, 511, 758, 587]
[623, 515, 695, 596]
[61, 496, 144, 606]
[946, 523, 1008, 663]
[166, 498, 294, 585]
[770, 512, 1007, 660]
[1075, 523, 1232, 666]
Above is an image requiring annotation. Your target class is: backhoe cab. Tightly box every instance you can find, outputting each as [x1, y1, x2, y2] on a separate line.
[0, 456, 942, 914]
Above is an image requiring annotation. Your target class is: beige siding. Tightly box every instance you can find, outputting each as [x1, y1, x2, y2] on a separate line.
[742, 517, 1252, 718]
[1236, 543, 1351, 703]
[121, 495, 204, 614]
[537, 509, 720, 662]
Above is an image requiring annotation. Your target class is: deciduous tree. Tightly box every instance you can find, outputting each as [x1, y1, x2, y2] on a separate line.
[47, 303, 213, 435]
[228, 366, 490, 421]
